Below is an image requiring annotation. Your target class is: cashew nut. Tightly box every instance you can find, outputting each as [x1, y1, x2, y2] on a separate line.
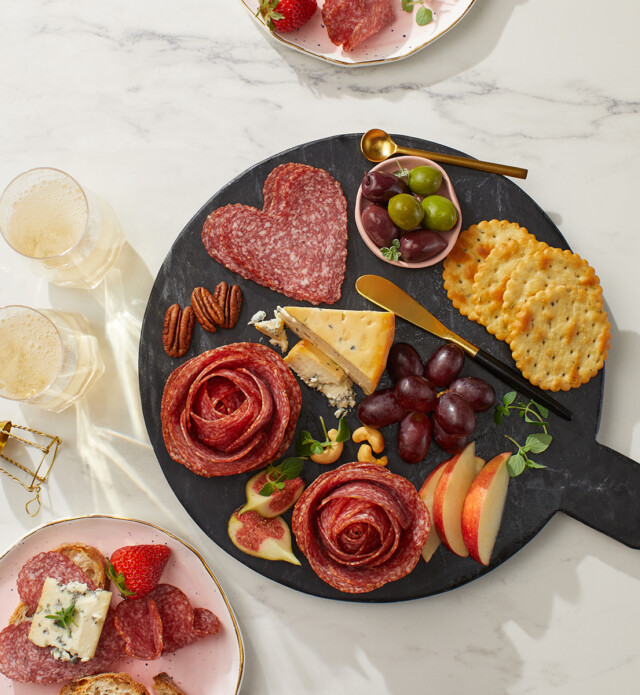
[310, 428, 343, 464]
[357, 444, 388, 466]
[352, 425, 385, 454]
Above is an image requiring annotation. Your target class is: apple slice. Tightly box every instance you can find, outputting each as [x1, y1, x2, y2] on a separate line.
[461, 452, 512, 565]
[420, 455, 485, 563]
[419, 461, 448, 563]
[432, 441, 478, 556]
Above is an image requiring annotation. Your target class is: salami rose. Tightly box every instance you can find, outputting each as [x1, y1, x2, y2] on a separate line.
[161, 343, 301, 477]
[292, 462, 430, 593]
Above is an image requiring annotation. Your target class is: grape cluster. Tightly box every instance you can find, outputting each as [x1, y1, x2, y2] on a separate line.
[357, 342, 496, 464]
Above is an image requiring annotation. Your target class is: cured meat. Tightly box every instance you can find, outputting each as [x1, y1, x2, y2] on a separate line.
[323, 0, 395, 51]
[17, 551, 97, 613]
[202, 163, 347, 305]
[161, 343, 301, 477]
[114, 597, 163, 660]
[148, 584, 221, 654]
[292, 462, 430, 593]
[0, 610, 124, 684]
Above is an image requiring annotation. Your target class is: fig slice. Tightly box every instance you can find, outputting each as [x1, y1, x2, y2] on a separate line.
[228, 509, 300, 565]
[239, 469, 305, 519]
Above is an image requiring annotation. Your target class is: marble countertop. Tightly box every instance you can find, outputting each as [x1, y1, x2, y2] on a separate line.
[1, 1, 639, 693]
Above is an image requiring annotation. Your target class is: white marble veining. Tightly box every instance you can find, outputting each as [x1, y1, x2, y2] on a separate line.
[1, 1, 639, 693]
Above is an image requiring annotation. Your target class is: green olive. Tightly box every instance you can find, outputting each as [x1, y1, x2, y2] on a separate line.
[407, 166, 443, 196]
[387, 194, 425, 231]
[421, 195, 459, 232]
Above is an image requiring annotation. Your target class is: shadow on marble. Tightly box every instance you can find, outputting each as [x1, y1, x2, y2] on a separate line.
[269, 0, 526, 97]
[0, 241, 191, 525]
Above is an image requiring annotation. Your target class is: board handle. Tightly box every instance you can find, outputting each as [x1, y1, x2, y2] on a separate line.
[560, 442, 640, 548]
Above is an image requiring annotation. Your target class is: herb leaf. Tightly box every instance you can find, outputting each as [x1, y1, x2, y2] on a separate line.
[496, 394, 552, 477]
[46, 604, 77, 636]
[259, 457, 305, 496]
[380, 238, 401, 261]
[401, 0, 414, 12]
[295, 417, 350, 459]
[416, 7, 433, 25]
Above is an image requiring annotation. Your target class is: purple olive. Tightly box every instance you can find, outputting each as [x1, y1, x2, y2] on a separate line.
[361, 171, 410, 205]
[399, 229, 448, 263]
[361, 204, 402, 247]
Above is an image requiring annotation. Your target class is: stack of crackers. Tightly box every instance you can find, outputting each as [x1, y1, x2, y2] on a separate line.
[442, 219, 611, 392]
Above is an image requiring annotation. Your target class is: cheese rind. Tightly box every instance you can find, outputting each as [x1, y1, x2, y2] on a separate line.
[284, 340, 355, 413]
[279, 307, 395, 395]
[28, 578, 112, 661]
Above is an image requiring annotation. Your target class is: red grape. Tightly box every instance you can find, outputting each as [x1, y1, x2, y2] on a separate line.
[424, 343, 465, 387]
[387, 343, 423, 382]
[432, 418, 468, 454]
[357, 388, 406, 428]
[434, 392, 475, 436]
[398, 412, 431, 464]
[395, 375, 437, 413]
[449, 376, 495, 412]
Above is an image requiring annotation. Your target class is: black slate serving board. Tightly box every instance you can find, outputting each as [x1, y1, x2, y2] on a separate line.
[139, 133, 640, 602]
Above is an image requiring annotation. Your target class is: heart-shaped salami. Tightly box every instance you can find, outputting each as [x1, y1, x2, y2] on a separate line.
[202, 163, 347, 305]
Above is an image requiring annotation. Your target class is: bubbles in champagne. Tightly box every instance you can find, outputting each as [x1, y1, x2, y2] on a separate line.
[7, 174, 87, 258]
[0, 307, 63, 400]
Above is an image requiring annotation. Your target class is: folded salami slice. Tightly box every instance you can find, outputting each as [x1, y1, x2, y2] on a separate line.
[323, 0, 394, 51]
[161, 343, 301, 477]
[292, 462, 430, 593]
[148, 584, 221, 654]
[114, 596, 163, 660]
[202, 163, 347, 305]
[17, 551, 98, 613]
[0, 610, 124, 684]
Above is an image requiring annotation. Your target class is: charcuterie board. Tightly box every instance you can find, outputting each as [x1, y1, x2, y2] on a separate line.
[139, 133, 640, 602]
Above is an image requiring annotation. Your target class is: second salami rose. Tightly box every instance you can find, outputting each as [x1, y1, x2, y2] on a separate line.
[292, 462, 430, 593]
[161, 343, 301, 476]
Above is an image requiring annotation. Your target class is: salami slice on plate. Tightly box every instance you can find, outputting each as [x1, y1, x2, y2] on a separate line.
[114, 596, 163, 660]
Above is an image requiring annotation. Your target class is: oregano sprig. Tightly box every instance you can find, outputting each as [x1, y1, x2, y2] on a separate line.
[494, 391, 552, 477]
[46, 604, 78, 636]
[401, 0, 434, 26]
[259, 457, 305, 496]
[380, 238, 401, 261]
[295, 416, 350, 457]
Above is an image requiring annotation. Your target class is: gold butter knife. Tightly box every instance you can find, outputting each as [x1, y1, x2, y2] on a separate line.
[356, 274, 572, 421]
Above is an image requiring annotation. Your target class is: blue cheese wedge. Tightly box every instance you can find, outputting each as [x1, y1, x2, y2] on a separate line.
[278, 307, 395, 394]
[28, 578, 112, 662]
[284, 340, 355, 414]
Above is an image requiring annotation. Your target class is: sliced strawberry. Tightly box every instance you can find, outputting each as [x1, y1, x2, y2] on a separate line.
[258, 0, 317, 33]
[107, 544, 171, 600]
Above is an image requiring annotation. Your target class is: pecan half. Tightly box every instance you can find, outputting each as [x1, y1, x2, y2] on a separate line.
[214, 281, 243, 329]
[163, 304, 195, 358]
[191, 286, 224, 332]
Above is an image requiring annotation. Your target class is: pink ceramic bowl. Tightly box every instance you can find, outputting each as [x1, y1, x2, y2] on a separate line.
[355, 155, 462, 268]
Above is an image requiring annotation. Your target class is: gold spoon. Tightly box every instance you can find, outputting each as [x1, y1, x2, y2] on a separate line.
[361, 129, 528, 179]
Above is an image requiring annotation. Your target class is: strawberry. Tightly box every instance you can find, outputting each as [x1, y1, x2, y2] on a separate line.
[107, 544, 171, 599]
[257, 0, 317, 33]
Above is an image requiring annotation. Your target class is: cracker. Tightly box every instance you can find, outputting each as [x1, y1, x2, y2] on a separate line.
[501, 246, 602, 341]
[508, 284, 610, 391]
[472, 238, 545, 340]
[443, 220, 534, 320]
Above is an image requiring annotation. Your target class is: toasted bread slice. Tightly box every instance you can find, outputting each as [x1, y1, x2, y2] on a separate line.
[9, 601, 31, 625]
[10, 542, 108, 625]
[52, 542, 109, 590]
[152, 673, 188, 695]
[59, 673, 150, 695]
